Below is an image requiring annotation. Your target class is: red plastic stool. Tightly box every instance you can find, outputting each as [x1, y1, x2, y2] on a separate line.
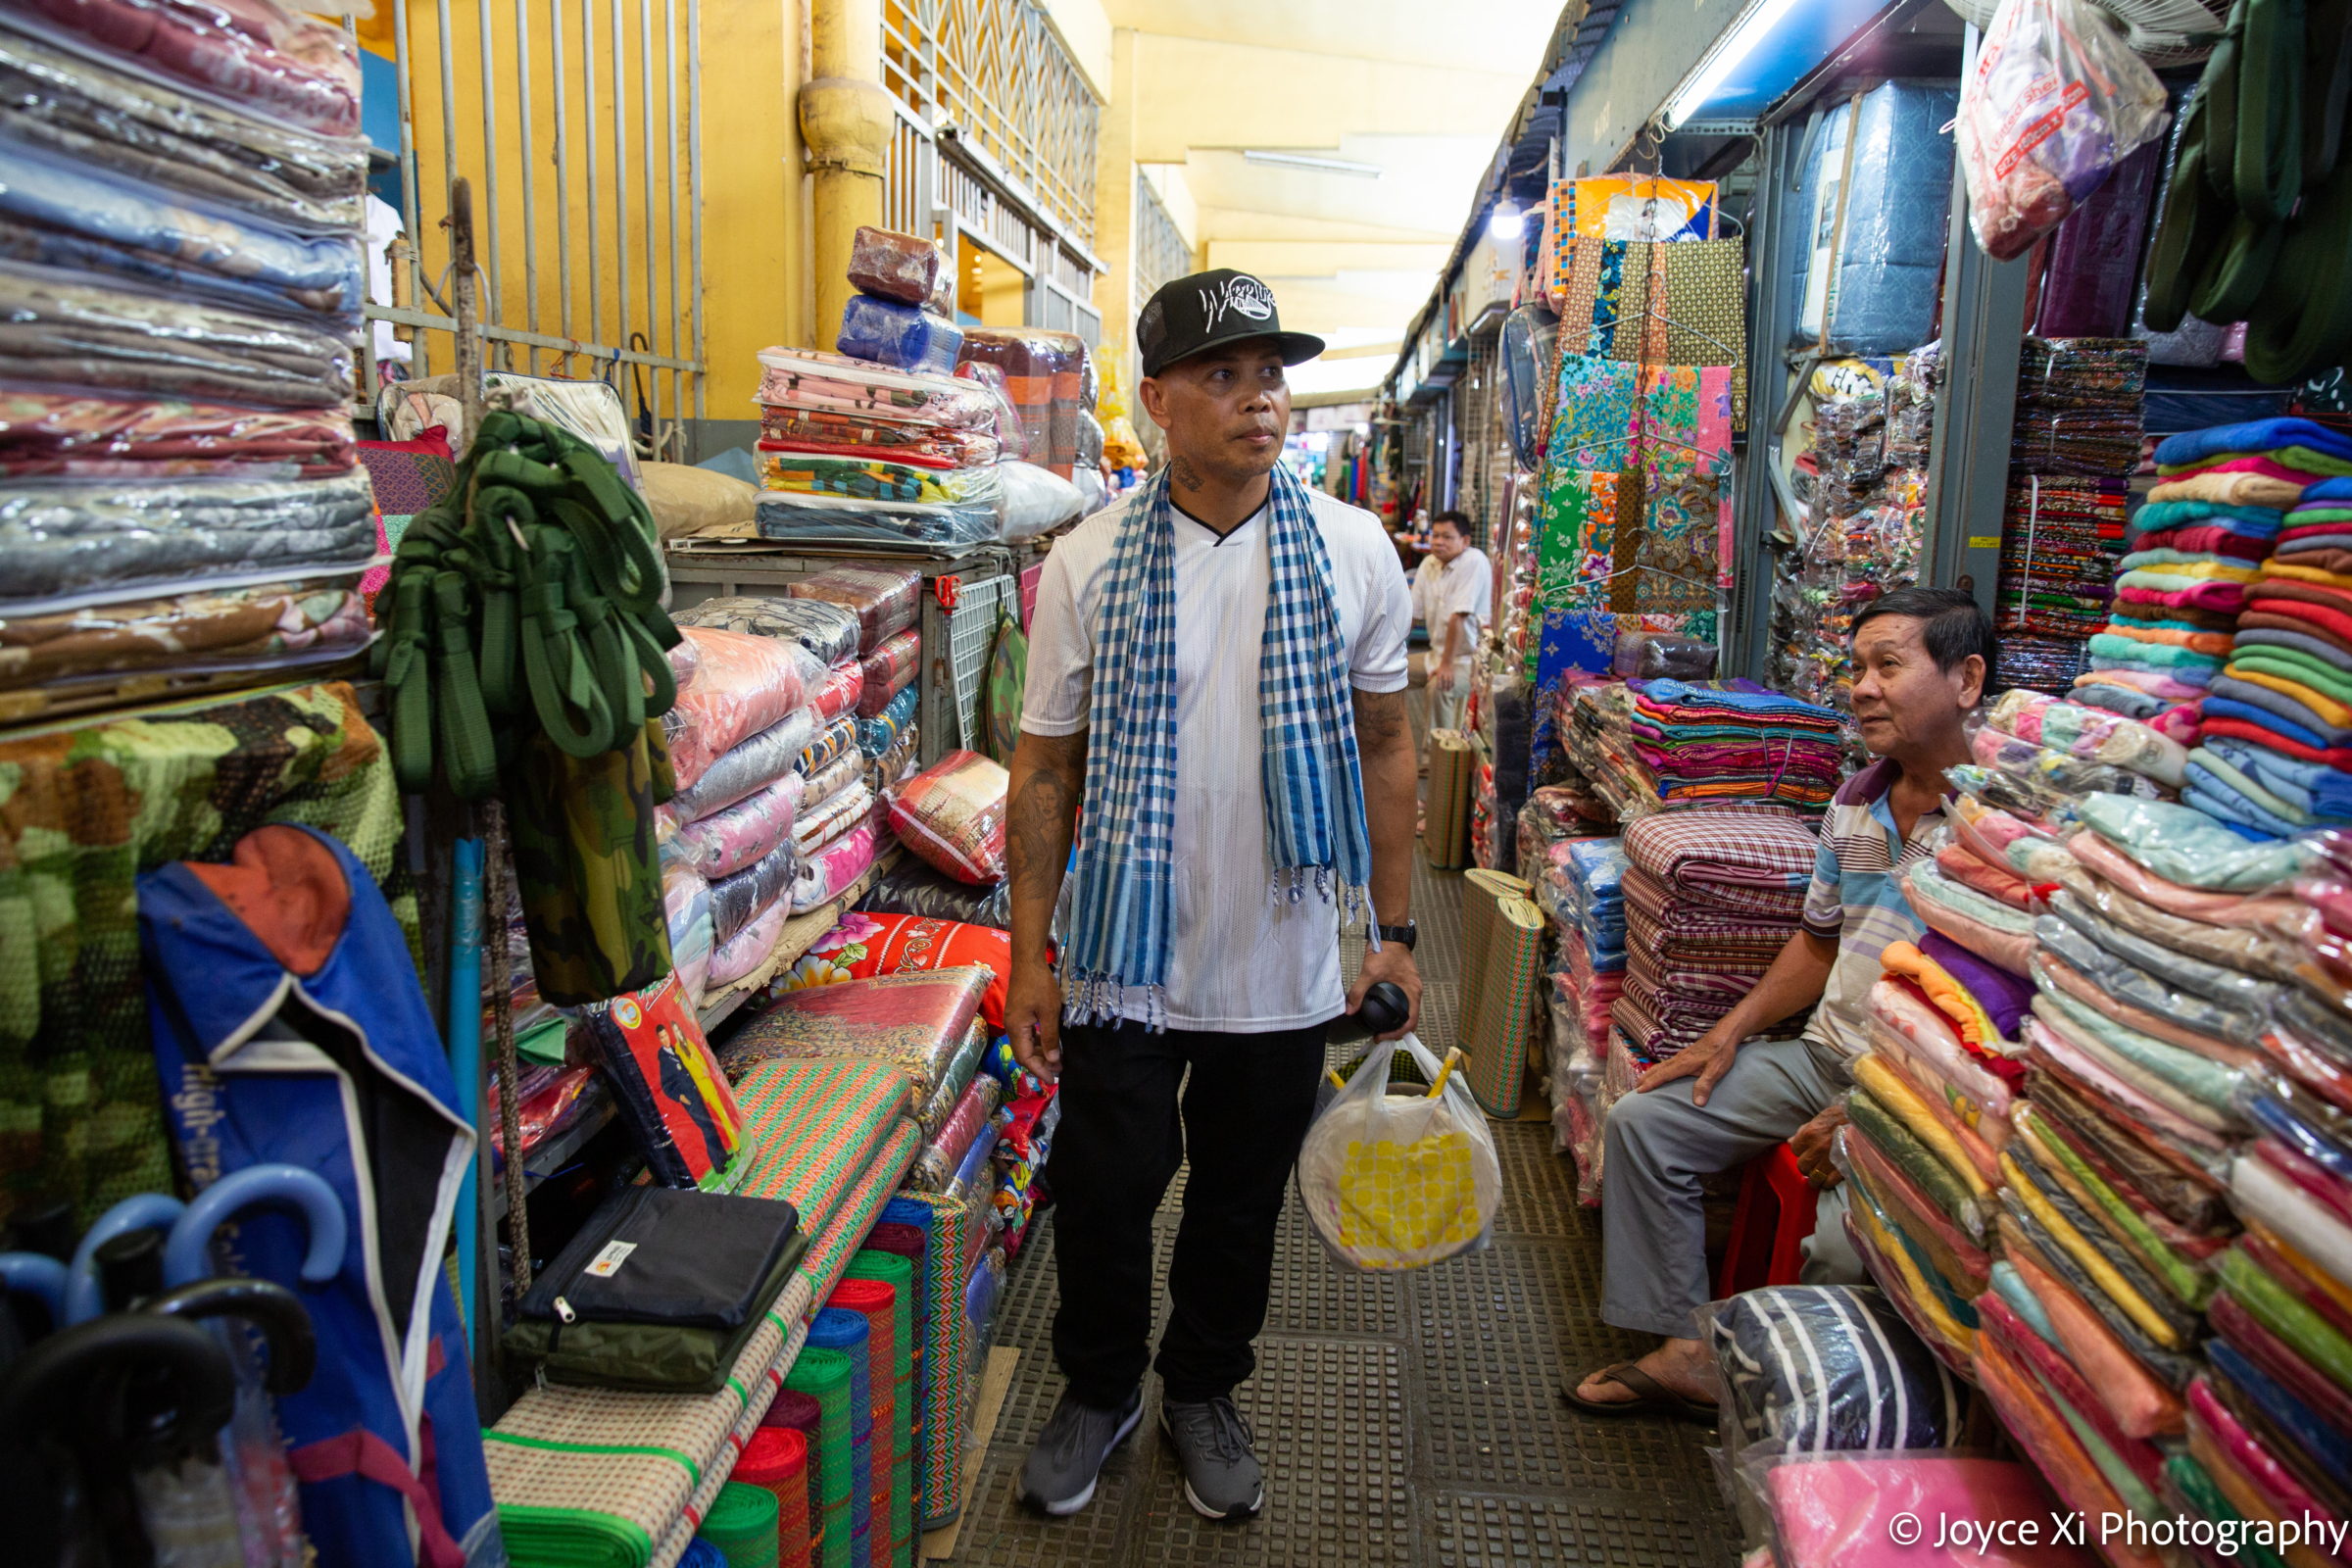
[1714, 1143, 1819, 1298]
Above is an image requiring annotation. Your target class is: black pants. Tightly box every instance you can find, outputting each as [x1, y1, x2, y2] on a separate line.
[1044, 1016, 1327, 1407]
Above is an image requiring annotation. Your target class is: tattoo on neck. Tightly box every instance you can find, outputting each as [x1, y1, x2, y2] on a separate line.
[1171, 453, 1206, 492]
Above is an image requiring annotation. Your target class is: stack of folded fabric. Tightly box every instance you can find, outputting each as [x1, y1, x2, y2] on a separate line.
[2175, 833, 2352, 1551]
[0, 14, 377, 723]
[1535, 837, 1627, 1202]
[1626, 679, 1844, 810]
[753, 348, 1008, 553]
[2185, 445, 2352, 841]
[1611, 808, 1819, 1063]
[1560, 682, 1666, 820]
[1962, 797, 2323, 1543]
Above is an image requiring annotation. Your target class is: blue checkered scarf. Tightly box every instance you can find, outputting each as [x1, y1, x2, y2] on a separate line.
[1063, 463, 1376, 1029]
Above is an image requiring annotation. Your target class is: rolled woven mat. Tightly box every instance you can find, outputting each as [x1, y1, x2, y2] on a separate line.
[1461, 872, 1545, 1117]
[907, 1075, 1003, 1191]
[760, 1388, 821, 1437]
[800, 1120, 922, 1306]
[826, 1280, 899, 1553]
[883, 1190, 982, 1527]
[784, 1347, 853, 1568]
[1425, 727, 1474, 869]
[844, 1251, 919, 1524]
[647, 1312, 813, 1568]
[488, 1280, 812, 1568]
[731, 1428, 808, 1568]
[680, 1542, 727, 1568]
[890, 1453, 913, 1568]
[699, 1482, 779, 1568]
[731, 1058, 915, 1234]
[809, 1307, 874, 1560]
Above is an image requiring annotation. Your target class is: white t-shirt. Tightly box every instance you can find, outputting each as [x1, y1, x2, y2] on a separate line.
[1021, 484, 1412, 1032]
[1411, 548, 1494, 655]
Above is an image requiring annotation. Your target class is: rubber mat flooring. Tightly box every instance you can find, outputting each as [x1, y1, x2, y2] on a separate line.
[946, 688, 1742, 1565]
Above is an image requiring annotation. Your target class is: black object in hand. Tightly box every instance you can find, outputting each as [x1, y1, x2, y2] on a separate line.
[1327, 980, 1409, 1044]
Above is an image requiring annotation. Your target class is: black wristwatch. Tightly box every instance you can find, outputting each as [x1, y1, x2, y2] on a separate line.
[1375, 920, 1418, 952]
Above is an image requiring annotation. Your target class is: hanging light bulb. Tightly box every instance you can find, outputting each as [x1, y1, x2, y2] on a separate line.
[1488, 198, 1524, 240]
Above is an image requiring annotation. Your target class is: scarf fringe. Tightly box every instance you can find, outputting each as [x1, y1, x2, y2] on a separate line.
[1062, 971, 1169, 1033]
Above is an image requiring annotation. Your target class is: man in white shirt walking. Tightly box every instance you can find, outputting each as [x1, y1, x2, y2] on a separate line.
[1411, 510, 1492, 732]
[1004, 270, 1423, 1523]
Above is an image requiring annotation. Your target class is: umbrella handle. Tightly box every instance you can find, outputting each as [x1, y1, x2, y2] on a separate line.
[0, 1314, 234, 1452]
[65, 1195, 186, 1325]
[0, 1252, 67, 1322]
[163, 1166, 347, 1291]
[144, 1278, 317, 1397]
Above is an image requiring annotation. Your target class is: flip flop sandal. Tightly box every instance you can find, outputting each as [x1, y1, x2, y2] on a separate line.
[1561, 1361, 1717, 1425]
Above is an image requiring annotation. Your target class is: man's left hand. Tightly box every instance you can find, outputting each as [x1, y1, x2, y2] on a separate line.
[1348, 941, 1422, 1041]
[1790, 1103, 1849, 1189]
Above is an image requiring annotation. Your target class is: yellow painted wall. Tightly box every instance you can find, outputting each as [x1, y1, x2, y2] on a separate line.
[396, 0, 809, 423]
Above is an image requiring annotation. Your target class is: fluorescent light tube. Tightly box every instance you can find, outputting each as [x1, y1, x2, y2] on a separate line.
[1663, 0, 1807, 130]
[1242, 149, 1385, 177]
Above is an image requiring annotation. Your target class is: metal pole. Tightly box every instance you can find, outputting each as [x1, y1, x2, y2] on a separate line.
[664, 0, 683, 452]
[485, 801, 531, 1299]
[582, 0, 603, 362]
[394, 0, 428, 380]
[612, 0, 632, 396]
[687, 0, 704, 419]
[551, 0, 573, 369]
[453, 177, 485, 447]
[476, 0, 503, 366]
[514, 0, 539, 373]
[640, 0, 660, 454]
[436, 0, 460, 305]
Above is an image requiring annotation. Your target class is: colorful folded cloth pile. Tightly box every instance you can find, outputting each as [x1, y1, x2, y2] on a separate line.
[1559, 682, 1665, 820]
[2179, 476, 2352, 842]
[1995, 340, 2142, 693]
[1625, 678, 1844, 809]
[1534, 836, 1627, 1201]
[1927, 802, 2340, 1547]
[1609, 807, 1818, 1059]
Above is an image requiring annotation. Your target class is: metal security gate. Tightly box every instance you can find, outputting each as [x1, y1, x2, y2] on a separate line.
[881, 0, 1103, 344]
[361, 0, 705, 447]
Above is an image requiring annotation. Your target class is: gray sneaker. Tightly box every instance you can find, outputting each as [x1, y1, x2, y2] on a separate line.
[1020, 1387, 1144, 1515]
[1160, 1396, 1265, 1520]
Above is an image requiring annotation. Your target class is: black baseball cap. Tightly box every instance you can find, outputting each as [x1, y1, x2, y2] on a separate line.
[1136, 269, 1326, 378]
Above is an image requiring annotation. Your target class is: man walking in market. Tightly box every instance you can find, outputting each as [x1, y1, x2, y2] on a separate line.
[1002, 269, 1424, 1521]
[1411, 509, 1493, 736]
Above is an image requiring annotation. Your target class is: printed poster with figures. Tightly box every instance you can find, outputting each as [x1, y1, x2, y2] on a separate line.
[583, 974, 752, 1191]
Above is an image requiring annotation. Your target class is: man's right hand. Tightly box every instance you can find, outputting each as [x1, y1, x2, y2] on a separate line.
[1004, 958, 1064, 1083]
[1636, 1022, 1741, 1106]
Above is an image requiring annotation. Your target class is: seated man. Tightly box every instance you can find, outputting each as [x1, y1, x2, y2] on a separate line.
[1567, 586, 1993, 1419]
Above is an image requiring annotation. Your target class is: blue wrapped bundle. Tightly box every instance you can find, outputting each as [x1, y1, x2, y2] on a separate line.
[1792, 80, 1960, 356]
[838, 293, 963, 375]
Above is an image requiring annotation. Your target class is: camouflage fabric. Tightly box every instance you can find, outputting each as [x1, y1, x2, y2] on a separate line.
[510, 724, 674, 1007]
[0, 680, 407, 1224]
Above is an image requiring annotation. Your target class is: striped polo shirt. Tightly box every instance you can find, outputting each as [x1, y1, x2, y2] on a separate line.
[1800, 756, 1944, 1065]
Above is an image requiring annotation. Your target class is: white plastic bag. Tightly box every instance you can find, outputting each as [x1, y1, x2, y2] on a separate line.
[1955, 0, 2170, 260]
[1297, 1034, 1503, 1271]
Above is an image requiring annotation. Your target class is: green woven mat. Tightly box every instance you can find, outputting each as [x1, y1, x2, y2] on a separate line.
[797, 1121, 921, 1307]
[733, 1058, 913, 1236]
[887, 1189, 983, 1528]
[701, 1482, 779, 1568]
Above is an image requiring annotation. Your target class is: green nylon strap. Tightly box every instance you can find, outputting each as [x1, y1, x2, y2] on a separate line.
[431, 570, 502, 800]
[2236, 0, 2305, 222]
[482, 1429, 702, 1488]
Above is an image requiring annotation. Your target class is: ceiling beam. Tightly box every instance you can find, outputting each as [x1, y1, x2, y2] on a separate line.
[1128, 35, 1528, 160]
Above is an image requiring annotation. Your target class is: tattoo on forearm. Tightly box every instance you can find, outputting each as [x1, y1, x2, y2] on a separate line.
[1009, 732, 1086, 901]
[1170, 453, 1206, 493]
[1351, 688, 1407, 752]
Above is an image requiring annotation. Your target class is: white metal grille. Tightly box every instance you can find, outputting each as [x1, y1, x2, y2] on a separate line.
[918, 573, 1017, 761]
[1134, 172, 1191, 312]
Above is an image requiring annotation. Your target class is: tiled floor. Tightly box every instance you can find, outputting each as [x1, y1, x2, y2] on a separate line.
[944, 688, 1740, 1565]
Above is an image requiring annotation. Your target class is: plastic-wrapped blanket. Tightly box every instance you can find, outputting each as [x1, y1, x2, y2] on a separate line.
[792, 824, 876, 914]
[708, 897, 788, 990]
[798, 753, 862, 814]
[794, 778, 873, 857]
[668, 708, 819, 824]
[12, 0, 365, 137]
[2043, 854, 2300, 982]
[0, 141, 361, 323]
[0, 469, 374, 608]
[2042, 891, 2283, 1032]
[708, 841, 797, 951]
[808, 661, 863, 723]
[0, 265, 353, 408]
[668, 626, 812, 792]
[726, 969, 987, 1099]
[1900, 861, 2037, 974]
[675, 594, 860, 667]
[0, 570, 369, 691]
[1969, 725, 2165, 801]
[889, 751, 1007, 886]
[667, 779, 799, 881]
[836, 295, 960, 375]
[857, 686, 915, 760]
[801, 713, 858, 777]
[1700, 1286, 1962, 1462]
[1987, 689, 2187, 787]
[2017, 1106, 2217, 1310]
[0, 387, 356, 480]
[1849, 1089, 1988, 1244]
[755, 489, 1000, 555]
[758, 447, 996, 509]
[789, 564, 919, 653]
[755, 348, 1000, 429]
[857, 858, 1011, 930]
[1761, 1456, 2078, 1568]
[845, 226, 954, 313]
[906, 1077, 1002, 1192]
[1792, 81, 1960, 353]
[663, 861, 713, 1006]
[858, 628, 919, 717]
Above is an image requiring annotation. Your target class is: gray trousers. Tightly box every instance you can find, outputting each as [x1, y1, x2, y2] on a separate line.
[1599, 1035, 1867, 1339]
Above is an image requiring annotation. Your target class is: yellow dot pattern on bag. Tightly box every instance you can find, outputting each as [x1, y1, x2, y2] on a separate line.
[1336, 1131, 1482, 1258]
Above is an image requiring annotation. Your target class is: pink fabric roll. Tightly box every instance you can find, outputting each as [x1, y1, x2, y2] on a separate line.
[1936, 842, 2042, 910]
[1902, 868, 2037, 974]
[2066, 833, 2303, 931]
[2024, 1019, 2234, 1160]
[1765, 1456, 2091, 1568]
[2004, 1241, 2184, 1439]
[2075, 666, 2210, 703]
[2116, 581, 2250, 613]
[2185, 1378, 2345, 1558]
[1979, 1294, 2165, 1491]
